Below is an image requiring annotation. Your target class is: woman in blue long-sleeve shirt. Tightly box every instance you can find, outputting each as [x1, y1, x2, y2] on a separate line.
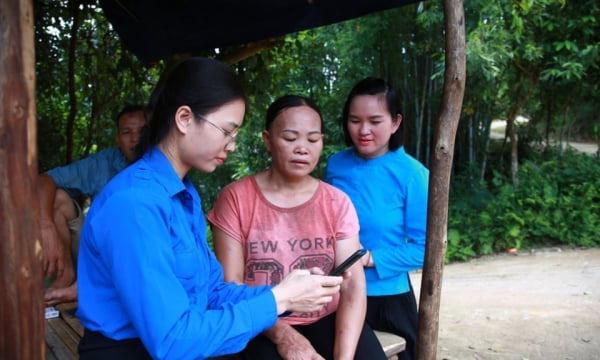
[76, 57, 343, 360]
[325, 77, 429, 360]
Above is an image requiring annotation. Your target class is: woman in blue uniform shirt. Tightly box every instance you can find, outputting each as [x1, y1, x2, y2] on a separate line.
[76, 57, 343, 360]
[325, 77, 429, 360]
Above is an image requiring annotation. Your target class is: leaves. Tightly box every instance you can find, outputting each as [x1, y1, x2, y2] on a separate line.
[34, 1, 599, 259]
[448, 149, 600, 261]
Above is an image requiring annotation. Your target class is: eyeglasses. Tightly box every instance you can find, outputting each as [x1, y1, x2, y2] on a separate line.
[196, 115, 239, 149]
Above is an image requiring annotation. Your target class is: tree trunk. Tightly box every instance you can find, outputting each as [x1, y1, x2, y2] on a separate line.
[66, 0, 81, 164]
[506, 107, 520, 187]
[0, 0, 45, 358]
[416, 0, 465, 358]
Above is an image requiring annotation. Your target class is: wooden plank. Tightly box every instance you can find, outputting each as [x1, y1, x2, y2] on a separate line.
[46, 317, 79, 360]
[47, 318, 80, 354]
[45, 303, 81, 360]
[374, 330, 406, 359]
[56, 302, 84, 337]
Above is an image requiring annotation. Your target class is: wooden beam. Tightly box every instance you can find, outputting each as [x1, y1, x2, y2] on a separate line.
[218, 38, 282, 65]
[0, 0, 45, 359]
[416, 0, 466, 359]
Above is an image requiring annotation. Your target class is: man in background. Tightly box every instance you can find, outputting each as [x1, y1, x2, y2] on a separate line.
[40, 105, 146, 305]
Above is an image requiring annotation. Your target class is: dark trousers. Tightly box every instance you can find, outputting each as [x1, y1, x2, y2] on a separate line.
[79, 329, 152, 360]
[365, 286, 419, 360]
[241, 312, 387, 360]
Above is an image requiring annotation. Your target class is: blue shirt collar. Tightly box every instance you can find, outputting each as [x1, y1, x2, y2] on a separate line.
[142, 146, 195, 197]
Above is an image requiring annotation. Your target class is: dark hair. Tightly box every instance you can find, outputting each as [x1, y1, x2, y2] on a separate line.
[137, 57, 246, 159]
[265, 94, 323, 131]
[115, 104, 146, 127]
[340, 77, 405, 150]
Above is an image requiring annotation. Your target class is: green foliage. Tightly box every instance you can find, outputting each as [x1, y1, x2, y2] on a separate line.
[448, 149, 600, 262]
[33, 0, 600, 263]
[35, 0, 161, 171]
[195, 5, 445, 211]
[446, 228, 477, 262]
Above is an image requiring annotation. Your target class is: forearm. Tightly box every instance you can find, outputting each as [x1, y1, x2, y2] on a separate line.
[262, 319, 320, 359]
[370, 241, 425, 277]
[39, 173, 57, 222]
[38, 173, 63, 274]
[263, 319, 297, 344]
[334, 277, 366, 360]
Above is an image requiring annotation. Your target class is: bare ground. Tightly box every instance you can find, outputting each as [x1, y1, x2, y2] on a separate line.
[411, 247, 600, 360]
[490, 119, 599, 156]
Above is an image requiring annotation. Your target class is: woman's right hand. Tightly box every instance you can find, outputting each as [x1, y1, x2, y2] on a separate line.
[271, 268, 342, 315]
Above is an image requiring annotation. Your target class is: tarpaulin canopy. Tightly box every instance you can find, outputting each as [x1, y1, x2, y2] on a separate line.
[99, 0, 419, 65]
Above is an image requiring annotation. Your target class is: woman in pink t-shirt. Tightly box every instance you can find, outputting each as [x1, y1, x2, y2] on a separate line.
[208, 95, 386, 360]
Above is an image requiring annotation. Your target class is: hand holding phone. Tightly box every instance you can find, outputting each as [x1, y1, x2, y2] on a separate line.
[329, 249, 367, 276]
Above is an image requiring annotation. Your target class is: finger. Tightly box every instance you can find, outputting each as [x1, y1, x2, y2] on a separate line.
[47, 260, 56, 277]
[318, 295, 333, 304]
[291, 268, 311, 277]
[319, 285, 341, 299]
[309, 267, 325, 275]
[318, 275, 343, 287]
[55, 260, 65, 278]
[44, 290, 57, 306]
[342, 270, 352, 280]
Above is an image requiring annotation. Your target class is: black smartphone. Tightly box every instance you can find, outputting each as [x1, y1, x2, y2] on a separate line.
[329, 249, 367, 276]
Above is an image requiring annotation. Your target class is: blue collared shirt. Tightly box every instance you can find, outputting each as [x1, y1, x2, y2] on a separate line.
[76, 147, 278, 359]
[46, 147, 128, 199]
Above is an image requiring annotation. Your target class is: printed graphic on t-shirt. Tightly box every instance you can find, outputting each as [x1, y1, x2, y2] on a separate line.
[245, 254, 335, 320]
[246, 259, 284, 285]
[247, 236, 334, 255]
[245, 236, 335, 279]
[290, 254, 334, 273]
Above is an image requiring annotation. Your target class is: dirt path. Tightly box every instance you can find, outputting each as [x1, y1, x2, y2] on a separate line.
[490, 119, 598, 155]
[411, 247, 600, 359]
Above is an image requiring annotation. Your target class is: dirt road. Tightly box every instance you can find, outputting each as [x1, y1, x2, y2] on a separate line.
[411, 247, 600, 359]
[490, 119, 599, 155]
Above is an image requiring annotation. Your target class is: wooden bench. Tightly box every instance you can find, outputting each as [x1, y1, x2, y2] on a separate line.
[45, 304, 405, 359]
[45, 302, 82, 360]
[374, 330, 406, 359]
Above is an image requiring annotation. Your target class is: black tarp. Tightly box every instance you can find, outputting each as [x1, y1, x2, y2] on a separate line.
[100, 0, 418, 66]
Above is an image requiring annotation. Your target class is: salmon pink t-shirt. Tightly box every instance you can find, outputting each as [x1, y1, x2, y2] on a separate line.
[208, 175, 359, 325]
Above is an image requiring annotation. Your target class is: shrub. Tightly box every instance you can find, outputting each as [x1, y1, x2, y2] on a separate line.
[447, 147, 600, 262]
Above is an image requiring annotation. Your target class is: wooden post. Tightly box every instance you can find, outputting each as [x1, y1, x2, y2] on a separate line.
[416, 0, 466, 359]
[0, 0, 45, 359]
